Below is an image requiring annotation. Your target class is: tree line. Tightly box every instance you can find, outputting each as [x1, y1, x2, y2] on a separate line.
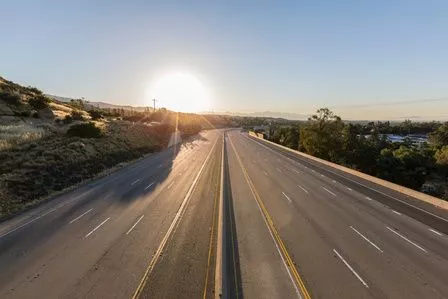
[265, 108, 448, 199]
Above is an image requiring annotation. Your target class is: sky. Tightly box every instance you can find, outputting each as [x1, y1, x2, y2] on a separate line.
[1, 0, 448, 120]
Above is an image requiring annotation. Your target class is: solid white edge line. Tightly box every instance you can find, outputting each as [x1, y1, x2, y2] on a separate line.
[69, 208, 93, 224]
[386, 226, 427, 253]
[85, 217, 110, 238]
[350, 226, 383, 253]
[246, 135, 448, 224]
[126, 215, 145, 235]
[144, 182, 155, 190]
[333, 249, 369, 288]
[322, 187, 337, 197]
[282, 192, 292, 203]
[428, 228, 443, 236]
[299, 185, 309, 194]
[0, 216, 43, 239]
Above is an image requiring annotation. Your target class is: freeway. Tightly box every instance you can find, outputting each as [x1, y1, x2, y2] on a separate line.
[1, 128, 448, 299]
[226, 129, 448, 298]
[0, 129, 222, 299]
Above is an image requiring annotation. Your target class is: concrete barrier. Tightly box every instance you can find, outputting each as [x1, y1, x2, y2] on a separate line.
[248, 131, 448, 211]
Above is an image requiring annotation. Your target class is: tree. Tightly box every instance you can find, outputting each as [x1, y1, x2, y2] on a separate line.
[269, 126, 300, 149]
[435, 146, 448, 166]
[376, 148, 401, 182]
[429, 123, 448, 146]
[435, 146, 448, 177]
[299, 108, 344, 162]
[376, 145, 435, 189]
[400, 119, 413, 135]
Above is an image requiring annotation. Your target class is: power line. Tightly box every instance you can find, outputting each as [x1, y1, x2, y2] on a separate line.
[152, 98, 157, 111]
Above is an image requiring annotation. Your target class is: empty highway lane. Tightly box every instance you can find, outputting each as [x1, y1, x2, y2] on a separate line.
[226, 130, 448, 298]
[1, 128, 448, 298]
[0, 130, 223, 299]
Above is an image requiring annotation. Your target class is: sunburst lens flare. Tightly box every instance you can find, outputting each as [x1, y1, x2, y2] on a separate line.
[148, 72, 210, 113]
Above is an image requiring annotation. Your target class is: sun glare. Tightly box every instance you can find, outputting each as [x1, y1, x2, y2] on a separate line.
[148, 72, 210, 113]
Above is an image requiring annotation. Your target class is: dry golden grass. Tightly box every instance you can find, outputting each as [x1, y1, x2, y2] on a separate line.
[0, 121, 174, 219]
[0, 124, 50, 150]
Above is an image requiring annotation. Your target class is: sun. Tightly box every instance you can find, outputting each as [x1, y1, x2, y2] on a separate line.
[148, 72, 210, 113]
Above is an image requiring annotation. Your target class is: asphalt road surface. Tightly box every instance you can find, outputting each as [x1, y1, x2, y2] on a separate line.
[0, 130, 222, 299]
[1, 128, 448, 299]
[226, 130, 448, 298]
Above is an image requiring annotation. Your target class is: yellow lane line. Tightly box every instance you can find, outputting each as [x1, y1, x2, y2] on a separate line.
[202, 141, 222, 299]
[226, 161, 240, 299]
[228, 134, 312, 299]
[132, 138, 219, 299]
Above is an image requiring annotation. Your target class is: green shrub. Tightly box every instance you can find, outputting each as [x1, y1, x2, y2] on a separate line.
[19, 110, 31, 117]
[123, 114, 145, 122]
[63, 115, 73, 124]
[28, 95, 50, 110]
[67, 122, 102, 138]
[0, 91, 22, 105]
[26, 86, 43, 95]
[71, 110, 84, 121]
[88, 110, 102, 120]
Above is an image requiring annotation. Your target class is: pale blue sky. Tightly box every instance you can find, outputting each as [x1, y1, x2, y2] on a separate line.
[1, 0, 448, 119]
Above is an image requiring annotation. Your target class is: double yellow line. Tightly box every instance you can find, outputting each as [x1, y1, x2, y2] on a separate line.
[228, 135, 311, 299]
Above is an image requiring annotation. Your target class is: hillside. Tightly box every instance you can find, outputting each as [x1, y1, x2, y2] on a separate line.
[0, 76, 210, 219]
[47, 94, 150, 112]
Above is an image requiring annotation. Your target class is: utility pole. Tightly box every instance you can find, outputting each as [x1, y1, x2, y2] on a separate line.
[152, 98, 157, 111]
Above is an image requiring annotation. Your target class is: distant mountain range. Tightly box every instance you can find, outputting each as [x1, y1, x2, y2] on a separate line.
[47, 95, 149, 112]
[47, 94, 309, 120]
[212, 111, 309, 120]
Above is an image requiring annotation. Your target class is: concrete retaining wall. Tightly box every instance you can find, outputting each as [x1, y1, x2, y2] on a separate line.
[248, 131, 448, 211]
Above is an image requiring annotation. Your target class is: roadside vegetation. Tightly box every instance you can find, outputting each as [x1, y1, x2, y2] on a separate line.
[255, 108, 448, 200]
[0, 75, 211, 219]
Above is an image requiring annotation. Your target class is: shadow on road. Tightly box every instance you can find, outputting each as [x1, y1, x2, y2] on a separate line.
[223, 137, 244, 298]
[0, 132, 211, 256]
